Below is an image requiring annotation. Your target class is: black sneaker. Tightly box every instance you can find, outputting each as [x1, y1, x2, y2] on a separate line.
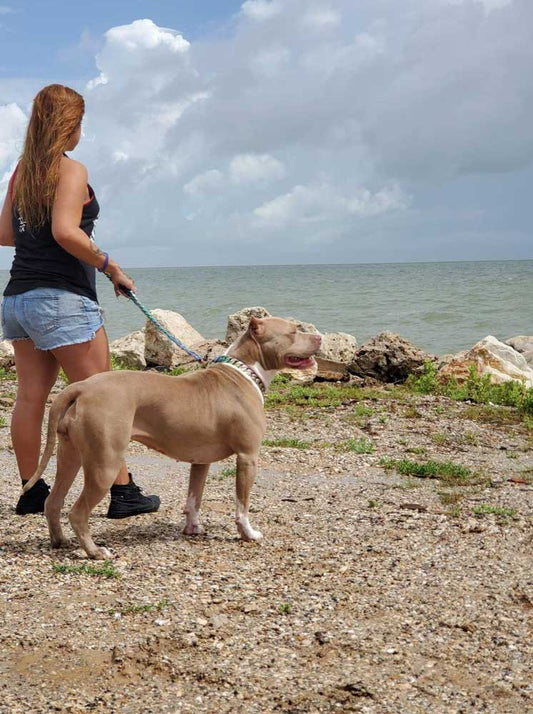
[15, 478, 50, 515]
[106, 474, 160, 519]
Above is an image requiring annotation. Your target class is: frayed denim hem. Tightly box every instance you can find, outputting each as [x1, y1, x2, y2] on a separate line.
[33, 323, 104, 351]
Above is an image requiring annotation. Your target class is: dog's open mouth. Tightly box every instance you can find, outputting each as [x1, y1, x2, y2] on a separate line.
[284, 355, 316, 369]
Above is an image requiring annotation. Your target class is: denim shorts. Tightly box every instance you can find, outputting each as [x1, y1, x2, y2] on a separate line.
[1, 288, 104, 351]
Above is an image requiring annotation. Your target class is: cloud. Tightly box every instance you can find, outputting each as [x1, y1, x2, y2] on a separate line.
[241, 1, 282, 21]
[0, 1, 531, 266]
[229, 154, 286, 184]
[253, 183, 410, 228]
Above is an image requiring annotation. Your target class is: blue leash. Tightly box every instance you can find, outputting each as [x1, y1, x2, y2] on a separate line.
[113, 281, 205, 363]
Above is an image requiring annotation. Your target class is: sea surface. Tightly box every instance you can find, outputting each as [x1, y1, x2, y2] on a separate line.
[1, 260, 531, 356]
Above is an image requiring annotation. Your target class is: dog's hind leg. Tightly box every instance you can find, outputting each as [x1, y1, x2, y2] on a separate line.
[45, 434, 81, 549]
[235, 453, 262, 542]
[183, 463, 209, 535]
[69, 464, 120, 560]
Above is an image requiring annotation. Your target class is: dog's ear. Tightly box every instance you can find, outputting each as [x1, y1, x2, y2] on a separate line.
[248, 316, 266, 337]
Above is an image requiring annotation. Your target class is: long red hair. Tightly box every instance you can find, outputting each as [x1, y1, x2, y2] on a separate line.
[12, 84, 85, 230]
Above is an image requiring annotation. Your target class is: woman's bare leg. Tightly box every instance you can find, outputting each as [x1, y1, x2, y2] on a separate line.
[11, 340, 60, 479]
[51, 326, 129, 484]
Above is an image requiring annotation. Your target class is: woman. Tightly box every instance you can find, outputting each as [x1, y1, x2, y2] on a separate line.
[0, 84, 160, 518]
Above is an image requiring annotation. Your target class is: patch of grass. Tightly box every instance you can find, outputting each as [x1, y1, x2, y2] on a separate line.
[263, 438, 311, 449]
[460, 404, 521, 425]
[110, 599, 171, 616]
[379, 457, 477, 485]
[439, 491, 464, 505]
[52, 561, 121, 579]
[278, 603, 292, 615]
[462, 431, 478, 445]
[0, 367, 14, 381]
[447, 504, 462, 518]
[110, 354, 130, 371]
[218, 466, 237, 478]
[472, 503, 516, 518]
[431, 433, 448, 446]
[0, 416, 6, 427]
[407, 361, 533, 416]
[168, 365, 192, 376]
[336, 437, 375, 454]
[266, 381, 410, 410]
[367, 499, 378, 508]
[353, 404, 374, 417]
[403, 405, 423, 419]
[406, 446, 427, 455]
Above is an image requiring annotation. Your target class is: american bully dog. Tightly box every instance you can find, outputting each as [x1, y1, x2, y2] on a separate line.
[23, 316, 322, 559]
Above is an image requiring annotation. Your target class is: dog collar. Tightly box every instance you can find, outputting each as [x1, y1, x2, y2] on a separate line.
[212, 355, 266, 401]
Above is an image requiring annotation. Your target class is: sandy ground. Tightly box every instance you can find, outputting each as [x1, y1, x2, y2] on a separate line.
[0, 381, 531, 714]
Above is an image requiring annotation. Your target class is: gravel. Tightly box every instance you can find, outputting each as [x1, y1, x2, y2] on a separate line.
[0, 382, 531, 713]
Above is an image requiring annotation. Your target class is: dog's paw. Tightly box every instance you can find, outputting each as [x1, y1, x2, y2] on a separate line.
[237, 524, 263, 542]
[50, 536, 69, 549]
[91, 546, 114, 560]
[183, 523, 205, 536]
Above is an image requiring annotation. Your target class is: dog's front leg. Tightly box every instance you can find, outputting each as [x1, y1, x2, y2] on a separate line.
[183, 463, 209, 535]
[235, 453, 263, 541]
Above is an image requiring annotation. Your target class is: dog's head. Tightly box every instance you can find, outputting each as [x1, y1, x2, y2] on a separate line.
[246, 316, 322, 371]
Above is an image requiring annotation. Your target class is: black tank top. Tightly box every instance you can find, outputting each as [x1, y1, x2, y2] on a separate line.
[4, 168, 100, 303]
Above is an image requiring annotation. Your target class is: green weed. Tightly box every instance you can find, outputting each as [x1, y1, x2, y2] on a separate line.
[379, 457, 477, 485]
[472, 503, 516, 518]
[263, 438, 311, 449]
[336, 437, 375, 454]
[52, 561, 121, 579]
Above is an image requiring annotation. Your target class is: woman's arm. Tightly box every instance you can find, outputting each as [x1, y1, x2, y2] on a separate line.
[52, 158, 134, 296]
[0, 187, 15, 247]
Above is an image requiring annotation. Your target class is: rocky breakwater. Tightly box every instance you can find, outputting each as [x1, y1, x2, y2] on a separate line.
[107, 306, 533, 389]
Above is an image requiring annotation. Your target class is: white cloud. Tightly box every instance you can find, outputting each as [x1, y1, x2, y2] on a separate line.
[241, 1, 282, 21]
[253, 183, 409, 228]
[183, 169, 224, 198]
[229, 154, 286, 184]
[302, 7, 341, 29]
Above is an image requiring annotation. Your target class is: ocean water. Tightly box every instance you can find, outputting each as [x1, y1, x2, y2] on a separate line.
[1, 261, 531, 356]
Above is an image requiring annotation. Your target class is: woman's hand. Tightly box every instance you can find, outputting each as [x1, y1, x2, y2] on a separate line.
[107, 263, 136, 298]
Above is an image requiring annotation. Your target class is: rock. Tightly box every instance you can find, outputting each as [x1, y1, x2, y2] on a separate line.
[318, 332, 357, 364]
[110, 331, 146, 370]
[225, 307, 271, 345]
[193, 339, 227, 362]
[145, 310, 205, 369]
[505, 335, 533, 367]
[348, 331, 435, 383]
[281, 361, 318, 384]
[315, 357, 348, 382]
[0, 340, 15, 370]
[438, 335, 533, 388]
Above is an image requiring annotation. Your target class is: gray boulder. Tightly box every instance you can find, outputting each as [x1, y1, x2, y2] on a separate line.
[145, 309, 205, 369]
[505, 335, 533, 368]
[318, 332, 357, 364]
[110, 331, 146, 370]
[349, 331, 435, 383]
[225, 307, 271, 345]
[0, 340, 15, 370]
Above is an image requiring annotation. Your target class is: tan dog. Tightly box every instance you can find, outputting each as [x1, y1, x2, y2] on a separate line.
[23, 316, 321, 559]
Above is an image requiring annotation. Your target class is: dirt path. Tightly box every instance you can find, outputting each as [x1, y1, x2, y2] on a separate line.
[0, 387, 531, 713]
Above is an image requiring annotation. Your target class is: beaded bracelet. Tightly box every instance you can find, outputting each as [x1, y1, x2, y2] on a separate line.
[98, 252, 109, 273]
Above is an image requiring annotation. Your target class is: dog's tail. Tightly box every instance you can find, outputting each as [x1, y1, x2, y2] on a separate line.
[22, 383, 84, 493]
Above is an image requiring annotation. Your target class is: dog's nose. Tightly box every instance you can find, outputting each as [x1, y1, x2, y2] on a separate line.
[314, 333, 323, 347]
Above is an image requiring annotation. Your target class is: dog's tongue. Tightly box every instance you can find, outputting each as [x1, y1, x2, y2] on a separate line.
[285, 356, 315, 369]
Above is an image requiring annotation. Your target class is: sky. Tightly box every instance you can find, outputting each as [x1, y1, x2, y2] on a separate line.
[0, 0, 532, 268]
